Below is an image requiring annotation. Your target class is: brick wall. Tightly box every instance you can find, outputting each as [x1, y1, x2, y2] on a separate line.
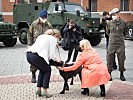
[1, 0, 133, 23]
[2, 0, 14, 23]
[120, 13, 133, 22]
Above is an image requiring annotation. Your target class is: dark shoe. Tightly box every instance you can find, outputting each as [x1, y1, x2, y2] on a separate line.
[109, 72, 112, 81]
[35, 90, 41, 97]
[120, 71, 126, 81]
[42, 92, 53, 98]
[81, 88, 89, 96]
[100, 84, 105, 97]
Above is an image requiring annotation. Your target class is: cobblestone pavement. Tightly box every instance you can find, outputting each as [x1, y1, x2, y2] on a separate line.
[0, 38, 133, 100]
[0, 74, 133, 100]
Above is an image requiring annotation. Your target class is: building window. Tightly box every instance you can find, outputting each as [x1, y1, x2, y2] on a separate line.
[91, 0, 97, 12]
[120, 0, 130, 11]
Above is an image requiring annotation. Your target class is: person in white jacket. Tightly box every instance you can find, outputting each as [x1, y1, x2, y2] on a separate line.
[26, 29, 61, 98]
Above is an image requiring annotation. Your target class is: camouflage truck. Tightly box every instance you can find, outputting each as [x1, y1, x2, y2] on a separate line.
[0, 14, 18, 47]
[13, 0, 104, 46]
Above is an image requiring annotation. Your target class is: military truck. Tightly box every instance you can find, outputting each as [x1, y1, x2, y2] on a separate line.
[0, 14, 18, 47]
[13, 0, 104, 46]
[125, 21, 133, 40]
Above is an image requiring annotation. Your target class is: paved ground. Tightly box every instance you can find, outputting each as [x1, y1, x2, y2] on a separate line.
[0, 38, 133, 100]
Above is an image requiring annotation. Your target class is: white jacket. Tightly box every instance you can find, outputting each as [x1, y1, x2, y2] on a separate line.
[27, 34, 59, 64]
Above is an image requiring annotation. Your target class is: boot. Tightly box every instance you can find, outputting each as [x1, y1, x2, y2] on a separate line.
[31, 72, 36, 83]
[81, 88, 89, 95]
[120, 71, 126, 81]
[109, 72, 112, 81]
[100, 84, 105, 97]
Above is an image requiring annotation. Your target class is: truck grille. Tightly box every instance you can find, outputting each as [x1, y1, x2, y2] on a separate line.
[0, 25, 12, 30]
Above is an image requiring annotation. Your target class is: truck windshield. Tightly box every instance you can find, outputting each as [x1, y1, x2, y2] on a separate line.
[65, 4, 85, 13]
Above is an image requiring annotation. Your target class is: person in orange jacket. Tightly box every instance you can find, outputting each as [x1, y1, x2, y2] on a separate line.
[57, 39, 110, 97]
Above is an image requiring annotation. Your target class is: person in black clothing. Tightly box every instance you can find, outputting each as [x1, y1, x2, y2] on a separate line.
[99, 11, 117, 70]
[63, 19, 82, 63]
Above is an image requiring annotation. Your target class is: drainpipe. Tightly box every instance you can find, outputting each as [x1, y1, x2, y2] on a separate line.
[0, 0, 2, 14]
[81, 0, 83, 7]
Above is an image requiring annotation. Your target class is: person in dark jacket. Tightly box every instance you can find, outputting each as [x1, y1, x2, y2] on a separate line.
[63, 19, 82, 63]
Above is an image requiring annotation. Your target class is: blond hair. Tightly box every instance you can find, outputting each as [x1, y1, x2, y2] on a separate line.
[45, 29, 61, 36]
[80, 39, 93, 52]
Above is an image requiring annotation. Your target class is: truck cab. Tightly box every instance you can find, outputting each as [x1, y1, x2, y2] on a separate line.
[13, 0, 104, 46]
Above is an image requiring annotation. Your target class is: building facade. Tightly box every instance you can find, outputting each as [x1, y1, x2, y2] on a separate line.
[0, 0, 133, 23]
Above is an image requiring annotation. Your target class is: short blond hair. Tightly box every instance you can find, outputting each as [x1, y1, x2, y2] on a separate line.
[45, 29, 61, 36]
[80, 39, 92, 52]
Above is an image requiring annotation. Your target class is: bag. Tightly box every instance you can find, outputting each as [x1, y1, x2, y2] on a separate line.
[60, 38, 76, 51]
[60, 38, 71, 51]
[49, 59, 64, 66]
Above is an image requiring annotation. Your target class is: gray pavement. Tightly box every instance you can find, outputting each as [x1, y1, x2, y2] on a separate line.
[0, 38, 133, 100]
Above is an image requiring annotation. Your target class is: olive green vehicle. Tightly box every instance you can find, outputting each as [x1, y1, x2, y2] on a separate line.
[0, 14, 18, 47]
[125, 21, 133, 40]
[13, 0, 104, 46]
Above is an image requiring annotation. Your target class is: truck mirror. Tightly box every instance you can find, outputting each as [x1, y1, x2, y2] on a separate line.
[55, 4, 59, 11]
[76, 10, 80, 16]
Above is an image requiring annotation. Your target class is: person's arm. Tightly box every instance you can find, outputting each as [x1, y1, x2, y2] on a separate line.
[74, 25, 82, 34]
[106, 21, 111, 36]
[27, 23, 34, 46]
[63, 24, 69, 34]
[75, 25, 82, 40]
[63, 53, 85, 71]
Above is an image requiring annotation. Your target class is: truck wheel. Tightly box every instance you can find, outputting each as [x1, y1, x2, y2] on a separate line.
[88, 36, 102, 46]
[19, 28, 28, 44]
[3, 38, 17, 47]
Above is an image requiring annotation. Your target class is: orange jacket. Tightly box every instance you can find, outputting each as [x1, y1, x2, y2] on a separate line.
[64, 49, 110, 88]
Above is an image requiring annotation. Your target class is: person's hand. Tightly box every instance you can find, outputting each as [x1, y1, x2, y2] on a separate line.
[73, 28, 76, 32]
[69, 25, 72, 29]
[56, 58, 61, 62]
[56, 66, 64, 71]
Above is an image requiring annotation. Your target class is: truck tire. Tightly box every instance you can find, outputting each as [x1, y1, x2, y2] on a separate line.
[88, 35, 102, 46]
[3, 38, 17, 47]
[19, 28, 28, 44]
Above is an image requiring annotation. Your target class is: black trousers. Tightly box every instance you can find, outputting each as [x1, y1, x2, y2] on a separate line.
[67, 46, 78, 62]
[26, 52, 51, 88]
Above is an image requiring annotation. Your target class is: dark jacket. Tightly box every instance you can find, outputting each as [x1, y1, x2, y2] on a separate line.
[63, 24, 82, 44]
[99, 17, 112, 39]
